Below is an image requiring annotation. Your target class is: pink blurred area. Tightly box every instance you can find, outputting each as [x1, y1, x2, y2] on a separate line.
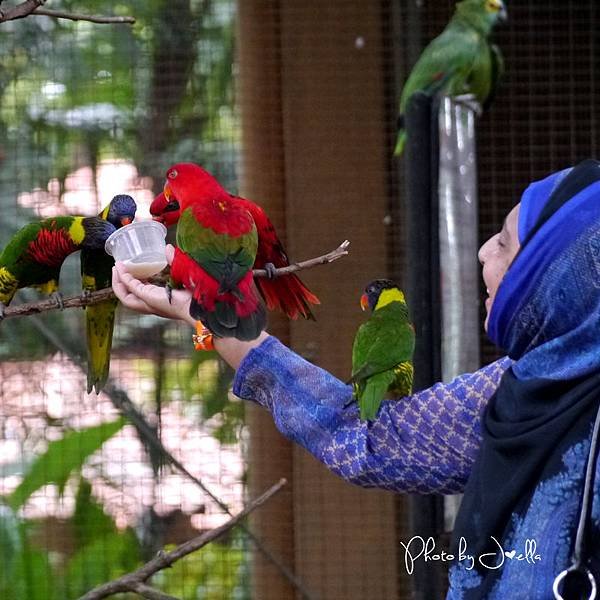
[0, 356, 244, 533]
[17, 160, 156, 219]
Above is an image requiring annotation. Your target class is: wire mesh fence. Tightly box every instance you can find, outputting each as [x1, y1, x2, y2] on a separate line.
[1, 1, 600, 599]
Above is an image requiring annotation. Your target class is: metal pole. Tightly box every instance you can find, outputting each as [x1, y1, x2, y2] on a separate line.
[404, 91, 444, 600]
[437, 97, 480, 532]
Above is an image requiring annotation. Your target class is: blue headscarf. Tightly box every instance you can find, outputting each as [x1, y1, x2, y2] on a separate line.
[452, 160, 600, 598]
[487, 163, 600, 380]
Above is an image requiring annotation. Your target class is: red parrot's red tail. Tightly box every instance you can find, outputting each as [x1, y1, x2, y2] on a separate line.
[171, 249, 266, 341]
[256, 274, 320, 320]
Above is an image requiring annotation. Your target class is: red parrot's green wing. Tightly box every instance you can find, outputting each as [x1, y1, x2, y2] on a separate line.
[176, 204, 257, 289]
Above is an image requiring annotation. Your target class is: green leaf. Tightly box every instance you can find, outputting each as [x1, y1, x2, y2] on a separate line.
[62, 529, 140, 598]
[7, 418, 126, 511]
[72, 477, 117, 548]
[8, 547, 57, 600]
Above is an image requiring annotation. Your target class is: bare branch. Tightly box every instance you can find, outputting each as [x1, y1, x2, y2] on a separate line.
[2, 240, 350, 319]
[78, 479, 287, 600]
[253, 239, 350, 277]
[0, 0, 134, 24]
[32, 8, 135, 24]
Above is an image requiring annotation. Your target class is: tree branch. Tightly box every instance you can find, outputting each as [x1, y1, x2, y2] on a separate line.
[1, 240, 350, 319]
[32, 8, 135, 24]
[0, 1, 135, 24]
[77, 479, 287, 600]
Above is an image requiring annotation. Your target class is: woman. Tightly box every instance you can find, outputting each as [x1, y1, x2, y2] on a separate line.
[112, 160, 600, 598]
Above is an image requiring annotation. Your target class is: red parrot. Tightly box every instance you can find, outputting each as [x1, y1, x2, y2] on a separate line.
[150, 163, 320, 320]
[162, 164, 266, 340]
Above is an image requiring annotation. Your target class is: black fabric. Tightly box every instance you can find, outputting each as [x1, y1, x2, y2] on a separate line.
[451, 369, 600, 596]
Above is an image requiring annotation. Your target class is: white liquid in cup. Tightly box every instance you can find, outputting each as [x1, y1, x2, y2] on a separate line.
[122, 258, 167, 279]
[105, 220, 168, 280]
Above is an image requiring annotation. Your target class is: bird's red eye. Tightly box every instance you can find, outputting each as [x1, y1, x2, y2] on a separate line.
[168, 170, 178, 179]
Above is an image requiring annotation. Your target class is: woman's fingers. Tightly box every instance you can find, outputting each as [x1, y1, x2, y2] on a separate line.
[113, 262, 194, 324]
[112, 264, 155, 313]
[166, 244, 175, 264]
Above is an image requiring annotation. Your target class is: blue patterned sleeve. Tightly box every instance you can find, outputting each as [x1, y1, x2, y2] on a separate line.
[233, 336, 512, 494]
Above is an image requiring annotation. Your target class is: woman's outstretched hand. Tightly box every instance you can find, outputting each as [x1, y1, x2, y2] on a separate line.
[111, 244, 196, 326]
[111, 243, 270, 369]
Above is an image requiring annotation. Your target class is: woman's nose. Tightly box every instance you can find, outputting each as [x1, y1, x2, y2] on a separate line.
[478, 235, 494, 265]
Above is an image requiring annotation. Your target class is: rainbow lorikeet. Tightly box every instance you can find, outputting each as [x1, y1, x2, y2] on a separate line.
[0, 216, 116, 318]
[160, 164, 266, 340]
[150, 163, 320, 321]
[81, 195, 137, 394]
[351, 279, 415, 421]
[395, 0, 506, 155]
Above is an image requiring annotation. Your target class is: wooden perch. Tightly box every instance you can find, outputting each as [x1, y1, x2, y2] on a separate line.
[0, 0, 135, 24]
[1, 240, 350, 319]
[77, 478, 287, 600]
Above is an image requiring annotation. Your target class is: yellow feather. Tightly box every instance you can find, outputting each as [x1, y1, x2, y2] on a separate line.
[86, 298, 117, 394]
[375, 288, 406, 310]
[69, 217, 86, 244]
[0, 267, 18, 304]
[35, 280, 59, 295]
[82, 273, 96, 292]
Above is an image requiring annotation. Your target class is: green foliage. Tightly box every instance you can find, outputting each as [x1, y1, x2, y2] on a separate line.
[159, 537, 249, 600]
[7, 418, 126, 510]
[0, 512, 56, 600]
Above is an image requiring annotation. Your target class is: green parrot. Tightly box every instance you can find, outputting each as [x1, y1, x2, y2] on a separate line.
[350, 279, 415, 421]
[0, 216, 116, 318]
[81, 195, 137, 394]
[395, 0, 507, 155]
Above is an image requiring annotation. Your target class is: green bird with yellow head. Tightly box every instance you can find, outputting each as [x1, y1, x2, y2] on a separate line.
[351, 279, 415, 421]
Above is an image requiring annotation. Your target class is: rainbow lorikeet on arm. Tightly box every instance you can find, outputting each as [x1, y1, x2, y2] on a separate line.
[81, 194, 137, 394]
[150, 163, 320, 322]
[350, 279, 415, 421]
[161, 164, 266, 340]
[0, 216, 116, 319]
[395, 0, 506, 155]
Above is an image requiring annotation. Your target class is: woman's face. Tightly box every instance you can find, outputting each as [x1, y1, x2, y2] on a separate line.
[478, 203, 521, 331]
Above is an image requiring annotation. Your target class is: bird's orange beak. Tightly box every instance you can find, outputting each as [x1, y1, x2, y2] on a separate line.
[163, 182, 173, 201]
[360, 293, 369, 312]
[120, 216, 132, 226]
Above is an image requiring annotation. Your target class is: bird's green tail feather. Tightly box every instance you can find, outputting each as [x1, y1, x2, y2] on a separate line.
[394, 131, 406, 156]
[86, 298, 117, 394]
[359, 371, 395, 421]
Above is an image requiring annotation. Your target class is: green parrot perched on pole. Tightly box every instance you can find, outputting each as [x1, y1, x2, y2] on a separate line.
[395, 0, 507, 156]
[350, 280, 415, 421]
[0, 216, 116, 318]
[81, 194, 137, 394]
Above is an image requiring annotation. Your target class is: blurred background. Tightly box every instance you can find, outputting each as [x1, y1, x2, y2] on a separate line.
[0, 1, 598, 599]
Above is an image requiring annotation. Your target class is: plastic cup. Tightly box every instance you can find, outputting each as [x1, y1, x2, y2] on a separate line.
[105, 220, 168, 279]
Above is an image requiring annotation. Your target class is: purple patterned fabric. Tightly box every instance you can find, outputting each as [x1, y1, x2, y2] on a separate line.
[233, 336, 511, 494]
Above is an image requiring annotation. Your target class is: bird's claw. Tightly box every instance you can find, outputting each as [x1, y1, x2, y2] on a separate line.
[192, 321, 214, 351]
[0, 302, 6, 321]
[165, 283, 173, 304]
[453, 93, 482, 117]
[80, 289, 93, 303]
[52, 292, 65, 311]
[264, 262, 277, 280]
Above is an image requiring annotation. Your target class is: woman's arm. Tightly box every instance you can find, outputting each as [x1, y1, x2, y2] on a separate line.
[112, 261, 511, 493]
[233, 336, 511, 494]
